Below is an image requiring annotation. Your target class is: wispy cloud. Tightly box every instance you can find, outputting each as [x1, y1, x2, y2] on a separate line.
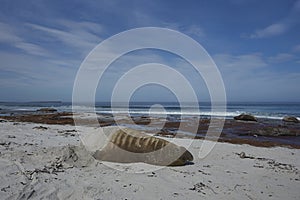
[163, 23, 205, 38]
[26, 20, 103, 54]
[132, 11, 205, 38]
[0, 19, 104, 91]
[15, 42, 50, 57]
[0, 22, 22, 43]
[0, 50, 76, 87]
[212, 52, 300, 101]
[250, 23, 288, 39]
[0, 18, 104, 61]
[292, 44, 300, 52]
[213, 53, 267, 69]
[268, 53, 295, 63]
[248, 0, 300, 38]
[181, 25, 205, 38]
[0, 21, 51, 57]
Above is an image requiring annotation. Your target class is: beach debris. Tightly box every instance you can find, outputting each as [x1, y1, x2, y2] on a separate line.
[283, 116, 299, 123]
[239, 152, 246, 158]
[23, 143, 34, 146]
[252, 159, 298, 172]
[147, 172, 157, 177]
[1, 185, 10, 192]
[54, 145, 94, 168]
[0, 140, 11, 147]
[253, 164, 264, 168]
[21, 145, 95, 179]
[57, 129, 77, 137]
[189, 182, 217, 195]
[234, 114, 257, 122]
[33, 126, 48, 130]
[266, 160, 297, 172]
[236, 152, 255, 159]
[170, 168, 195, 175]
[37, 108, 57, 113]
[198, 169, 211, 175]
[236, 152, 298, 173]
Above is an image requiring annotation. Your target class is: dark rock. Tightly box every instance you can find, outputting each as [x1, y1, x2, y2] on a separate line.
[37, 108, 57, 113]
[234, 114, 257, 122]
[283, 116, 299, 123]
[254, 127, 298, 136]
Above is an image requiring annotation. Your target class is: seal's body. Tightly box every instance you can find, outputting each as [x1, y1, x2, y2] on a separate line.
[93, 128, 193, 166]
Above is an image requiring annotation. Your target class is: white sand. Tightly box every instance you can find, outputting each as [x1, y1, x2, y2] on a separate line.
[0, 120, 299, 199]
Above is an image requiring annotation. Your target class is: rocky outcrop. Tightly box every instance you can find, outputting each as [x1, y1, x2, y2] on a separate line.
[234, 114, 257, 122]
[283, 116, 299, 123]
[254, 127, 298, 137]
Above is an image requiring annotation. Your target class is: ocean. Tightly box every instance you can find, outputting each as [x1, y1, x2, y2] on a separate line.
[0, 101, 299, 120]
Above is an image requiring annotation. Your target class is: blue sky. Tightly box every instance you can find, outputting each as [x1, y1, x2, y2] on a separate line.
[0, 0, 299, 102]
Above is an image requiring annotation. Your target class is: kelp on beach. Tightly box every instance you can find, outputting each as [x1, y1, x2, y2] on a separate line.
[1, 111, 300, 149]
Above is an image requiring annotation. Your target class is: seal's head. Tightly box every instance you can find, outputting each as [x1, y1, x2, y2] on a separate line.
[169, 147, 194, 166]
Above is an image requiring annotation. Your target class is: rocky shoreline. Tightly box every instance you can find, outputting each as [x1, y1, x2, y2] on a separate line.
[1, 111, 299, 149]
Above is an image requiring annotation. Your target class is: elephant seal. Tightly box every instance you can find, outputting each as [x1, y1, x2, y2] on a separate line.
[283, 116, 299, 123]
[234, 114, 257, 122]
[93, 128, 193, 166]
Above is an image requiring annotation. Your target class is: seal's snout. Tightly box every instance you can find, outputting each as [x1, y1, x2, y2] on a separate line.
[168, 147, 193, 166]
[179, 148, 193, 165]
[183, 150, 193, 162]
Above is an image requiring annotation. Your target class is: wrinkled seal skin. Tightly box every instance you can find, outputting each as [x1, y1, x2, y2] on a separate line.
[93, 128, 193, 166]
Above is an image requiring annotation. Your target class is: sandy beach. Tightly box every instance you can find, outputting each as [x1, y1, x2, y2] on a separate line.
[0, 117, 299, 199]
